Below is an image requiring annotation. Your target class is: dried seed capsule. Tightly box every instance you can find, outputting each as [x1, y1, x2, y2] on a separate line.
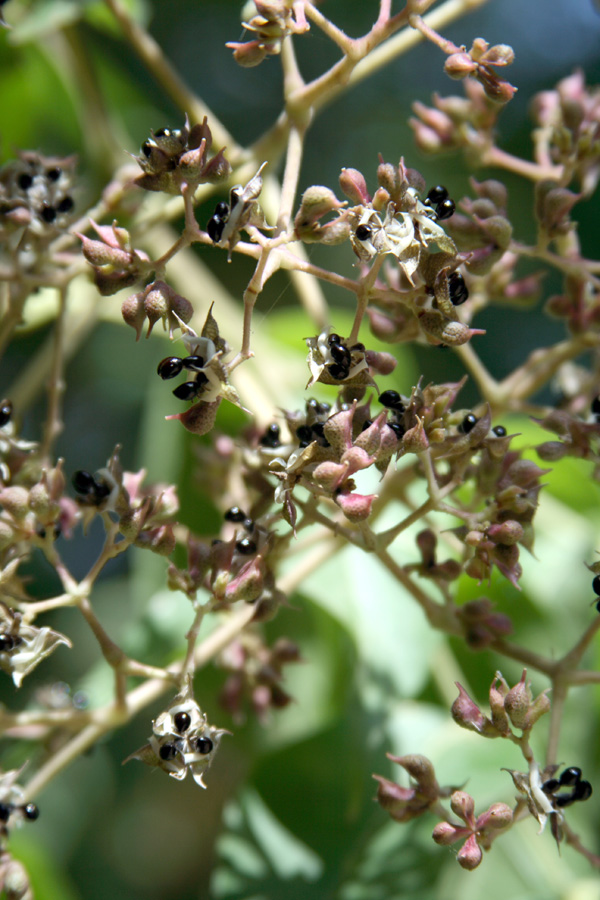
[259, 423, 281, 448]
[196, 737, 213, 754]
[224, 507, 246, 522]
[236, 538, 257, 555]
[436, 198, 455, 220]
[0, 400, 13, 428]
[172, 381, 200, 401]
[448, 271, 469, 305]
[426, 185, 449, 204]
[174, 711, 191, 733]
[492, 425, 507, 437]
[355, 224, 372, 241]
[23, 803, 39, 821]
[458, 413, 478, 434]
[157, 357, 184, 379]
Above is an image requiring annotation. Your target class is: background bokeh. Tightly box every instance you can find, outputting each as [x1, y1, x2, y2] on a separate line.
[1, 1, 600, 898]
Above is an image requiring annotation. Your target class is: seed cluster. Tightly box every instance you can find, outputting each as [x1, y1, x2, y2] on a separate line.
[423, 185, 456, 221]
[542, 766, 593, 808]
[71, 470, 112, 506]
[157, 353, 210, 401]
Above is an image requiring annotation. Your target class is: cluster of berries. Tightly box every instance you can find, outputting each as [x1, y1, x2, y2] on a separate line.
[224, 507, 258, 555]
[157, 354, 208, 401]
[72, 470, 112, 506]
[325, 333, 364, 381]
[158, 711, 214, 762]
[423, 184, 456, 221]
[542, 766, 592, 808]
[295, 398, 333, 448]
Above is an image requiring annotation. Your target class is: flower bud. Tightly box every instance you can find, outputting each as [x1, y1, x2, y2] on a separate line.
[451, 683, 489, 733]
[503, 670, 531, 730]
[481, 43, 515, 67]
[450, 790, 475, 825]
[365, 350, 397, 376]
[373, 775, 416, 822]
[225, 555, 265, 603]
[334, 489, 375, 522]
[166, 398, 221, 435]
[28, 479, 60, 526]
[0, 520, 15, 550]
[432, 821, 464, 845]
[477, 802, 513, 830]
[0, 486, 30, 519]
[228, 40, 269, 67]
[487, 520, 524, 546]
[444, 52, 477, 79]
[339, 168, 370, 205]
[524, 690, 551, 728]
[122, 292, 146, 340]
[402, 418, 429, 453]
[457, 833, 483, 870]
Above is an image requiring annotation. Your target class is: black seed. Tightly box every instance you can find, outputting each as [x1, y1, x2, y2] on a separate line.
[46, 167, 61, 181]
[0, 634, 17, 653]
[542, 778, 560, 795]
[436, 198, 455, 220]
[157, 356, 183, 379]
[57, 196, 74, 214]
[296, 425, 313, 446]
[259, 423, 281, 448]
[41, 205, 57, 223]
[458, 413, 478, 434]
[207, 215, 225, 243]
[230, 187, 241, 207]
[72, 470, 96, 494]
[317, 401, 331, 414]
[193, 372, 209, 388]
[0, 400, 13, 428]
[174, 711, 191, 733]
[559, 767, 582, 787]
[182, 355, 205, 371]
[361, 419, 373, 432]
[214, 201, 229, 218]
[492, 425, 507, 437]
[0, 803, 13, 822]
[311, 422, 330, 446]
[236, 538, 256, 555]
[243, 517, 254, 532]
[23, 803, 39, 821]
[172, 381, 199, 401]
[426, 185, 449, 204]
[327, 363, 349, 380]
[555, 791, 576, 808]
[574, 780, 592, 802]
[306, 398, 320, 411]
[448, 271, 469, 305]
[91, 478, 111, 502]
[378, 390, 403, 410]
[224, 507, 246, 522]
[593, 574, 600, 597]
[141, 140, 153, 157]
[196, 737, 213, 754]
[327, 333, 342, 346]
[355, 224, 372, 241]
[330, 343, 351, 367]
[592, 396, 600, 415]
[159, 742, 179, 761]
[387, 421, 405, 439]
[17, 173, 33, 190]
[153, 128, 171, 138]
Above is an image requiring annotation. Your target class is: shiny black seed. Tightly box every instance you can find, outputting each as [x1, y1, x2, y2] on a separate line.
[555, 791, 576, 808]
[387, 421, 405, 439]
[330, 343, 351, 367]
[591, 396, 600, 415]
[327, 363, 349, 380]
[172, 381, 199, 401]
[327, 333, 342, 345]
[378, 390, 403, 410]
[236, 538, 256, 555]
[182, 355, 205, 371]
[436, 198, 455, 220]
[153, 128, 170, 138]
[448, 271, 469, 305]
[458, 413, 478, 434]
[306, 398, 320, 411]
[0, 803, 13, 822]
[224, 507, 246, 522]
[17, 173, 33, 190]
[174, 711, 191, 733]
[593, 574, 600, 597]
[243, 517, 254, 532]
[542, 778, 560, 795]
[361, 419, 373, 432]
[0, 401, 12, 428]
[355, 224, 372, 241]
[57, 196, 74, 214]
[159, 742, 179, 761]
[230, 187, 241, 207]
[214, 201, 229, 218]
[196, 737, 213, 754]
[46, 167, 61, 181]
[259, 423, 281, 447]
[296, 425, 313, 446]
[426, 185, 448, 204]
[0, 633, 17, 653]
[492, 425, 507, 437]
[194, 371, 209, 387]
[41, 205, 57, 223]
[23, 803, 39, 821]
[559, 767, 582, 787]
[574, 780, 592, 801]
[91, 479, 111, 501]
[317, 401, 331, 414]
[207, 215, 226, 242]
[72, 470, 96, 494]
[141, 140, 153, 157]
[157, 356, 183, 379]
[311, 422, 330, 446]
